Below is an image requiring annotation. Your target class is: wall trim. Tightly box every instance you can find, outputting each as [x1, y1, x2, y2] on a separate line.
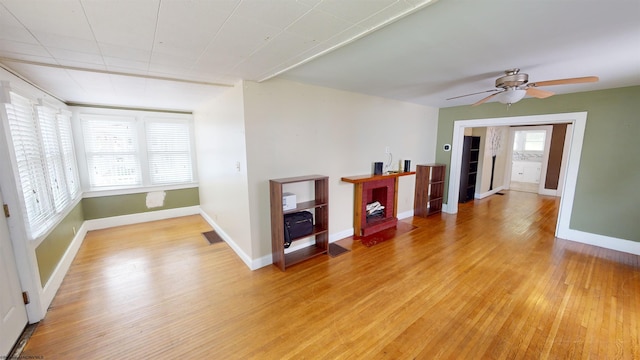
[559, 230, 640, 256]
[397, 209, 414, 220]
[253, 227, 358, 270]
[198, 209, 260, 270]
[252, 254, 274, 270]
[538, 188, 558, 197]
[85, 206, 200, 231]
[40, 221, 88, 319]
[475, 186, 505, 200]
[442, 203, 451, 214]
[330, 228, 354, 243]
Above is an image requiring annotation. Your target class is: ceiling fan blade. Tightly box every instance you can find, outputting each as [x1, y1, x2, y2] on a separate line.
[525, 87, 554, 99]
[529, 76, 599, 87]
[472, 92, 501, 106]
[446, 89, 498, 100]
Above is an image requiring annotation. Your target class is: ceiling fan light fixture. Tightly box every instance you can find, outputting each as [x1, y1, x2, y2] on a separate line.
[448, 69, 598, 107]
[497, 88, 526, 104]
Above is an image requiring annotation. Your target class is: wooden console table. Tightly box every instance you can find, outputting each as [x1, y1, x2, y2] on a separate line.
[341, 171, 415, 237]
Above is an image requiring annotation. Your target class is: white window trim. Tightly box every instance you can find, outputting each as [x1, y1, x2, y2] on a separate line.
[1, 89, 82, 243]
[72, 106, 198, 196]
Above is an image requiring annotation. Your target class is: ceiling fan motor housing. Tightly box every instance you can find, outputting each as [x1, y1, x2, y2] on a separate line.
[495, 69, 529, 88]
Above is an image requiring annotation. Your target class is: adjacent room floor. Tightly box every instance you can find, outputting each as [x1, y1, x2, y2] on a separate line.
[20, 191, 640, 359]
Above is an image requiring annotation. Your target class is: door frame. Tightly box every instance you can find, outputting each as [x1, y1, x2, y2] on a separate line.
[504, 125, 553, 195]
[446, 112, 587, 239]
[0, 188, 28, 356]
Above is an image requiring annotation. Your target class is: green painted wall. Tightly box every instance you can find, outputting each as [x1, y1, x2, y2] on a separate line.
[82, 187, 200, 220]
[35, 201, 84, 286]
[436, 86, 640, 242]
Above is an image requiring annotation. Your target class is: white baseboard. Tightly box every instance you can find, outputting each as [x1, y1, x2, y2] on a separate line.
[85, 206, 201, 230]
[538, 188, 559, 196]
[40, 221, 89, 318]
[247, 227, 356, 271]
[475, 186, 505, 199]
[330, 228, 354, 242]
[199, 209, 360, 271]
[197, 210, 260, 270]
[257, 227, 355, 270]
[397, 209, 414, 220]
[252, 254, 274, 270]
[558, 228, 640, 255]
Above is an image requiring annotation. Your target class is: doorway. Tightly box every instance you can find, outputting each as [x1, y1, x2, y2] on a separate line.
[446, 112, 587, 240]
[507, 126, 552, 194]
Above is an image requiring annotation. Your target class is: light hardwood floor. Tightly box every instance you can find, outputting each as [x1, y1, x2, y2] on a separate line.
[22, 191, 639, 359]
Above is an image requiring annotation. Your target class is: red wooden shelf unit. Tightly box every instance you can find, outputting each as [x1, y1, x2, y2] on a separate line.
[341, 171, 415, 237]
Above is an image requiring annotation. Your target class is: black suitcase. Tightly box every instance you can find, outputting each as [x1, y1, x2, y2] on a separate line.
[283, 211, 314, 248]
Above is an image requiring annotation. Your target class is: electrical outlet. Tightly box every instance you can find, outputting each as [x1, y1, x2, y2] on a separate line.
[235, 161, 241, 172]
[385, 146, 390, 154]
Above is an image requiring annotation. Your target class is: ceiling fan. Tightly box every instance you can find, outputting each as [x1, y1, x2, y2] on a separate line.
[447, 68, 599, 106]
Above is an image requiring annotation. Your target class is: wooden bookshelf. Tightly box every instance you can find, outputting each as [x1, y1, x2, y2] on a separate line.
[269, 175, 329, 271]
[414, 164, 446, 216]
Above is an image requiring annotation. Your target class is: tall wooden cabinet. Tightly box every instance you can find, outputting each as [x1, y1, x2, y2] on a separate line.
[459, 136, 480, 203]
[414, 164, 446, 216]
[269, 175, 329, 271]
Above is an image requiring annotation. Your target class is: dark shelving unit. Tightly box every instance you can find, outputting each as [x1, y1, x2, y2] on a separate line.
[459, 136, 480, 203]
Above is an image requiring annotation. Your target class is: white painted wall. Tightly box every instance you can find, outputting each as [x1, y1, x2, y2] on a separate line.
[193, 82, 253, 260]
[242, 78, 439, 263]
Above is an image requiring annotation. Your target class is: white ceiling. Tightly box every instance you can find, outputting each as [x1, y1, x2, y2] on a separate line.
[1, 0, 639, 111]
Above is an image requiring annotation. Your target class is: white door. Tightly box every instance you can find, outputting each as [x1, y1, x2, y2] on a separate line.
[0, 190, 28, 356]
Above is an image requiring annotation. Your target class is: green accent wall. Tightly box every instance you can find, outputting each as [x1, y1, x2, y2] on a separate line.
[436, 86, 640, 242]
[35, 201, 84, 286]
[82, 187, 200, 220]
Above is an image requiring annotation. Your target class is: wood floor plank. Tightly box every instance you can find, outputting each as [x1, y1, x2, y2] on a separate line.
[19, 190, 640, 359]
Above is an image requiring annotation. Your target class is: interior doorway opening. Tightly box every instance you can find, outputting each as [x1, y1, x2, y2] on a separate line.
[446, 112, 588, 240]
[509, 128, 548, 193]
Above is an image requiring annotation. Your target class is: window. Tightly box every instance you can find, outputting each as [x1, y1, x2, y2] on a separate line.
[79, 111, 196, 191]
[3, 92, 80, 239]
[513, 130, 546, 152]
[81, 115, 142, 188]
[146, 119, 193, 185]
[524, 131, 546, 151]
[57, 112, 80, 198]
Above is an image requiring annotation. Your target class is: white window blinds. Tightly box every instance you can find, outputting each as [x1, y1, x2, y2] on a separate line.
[146, 120, 193, 185]
[80, 112, 196, 190]
[57, 111, 80, 199]
[36, 105, 69, 211]
[81, 115, 142, 188]
[4, 92, 80, 239]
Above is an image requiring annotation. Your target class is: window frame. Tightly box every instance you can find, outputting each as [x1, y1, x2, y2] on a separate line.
[1, 91, 82, 241]
[73, 107, 198, 197]
[145, 117, 195, 186]
[81, 114, 143, 189]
